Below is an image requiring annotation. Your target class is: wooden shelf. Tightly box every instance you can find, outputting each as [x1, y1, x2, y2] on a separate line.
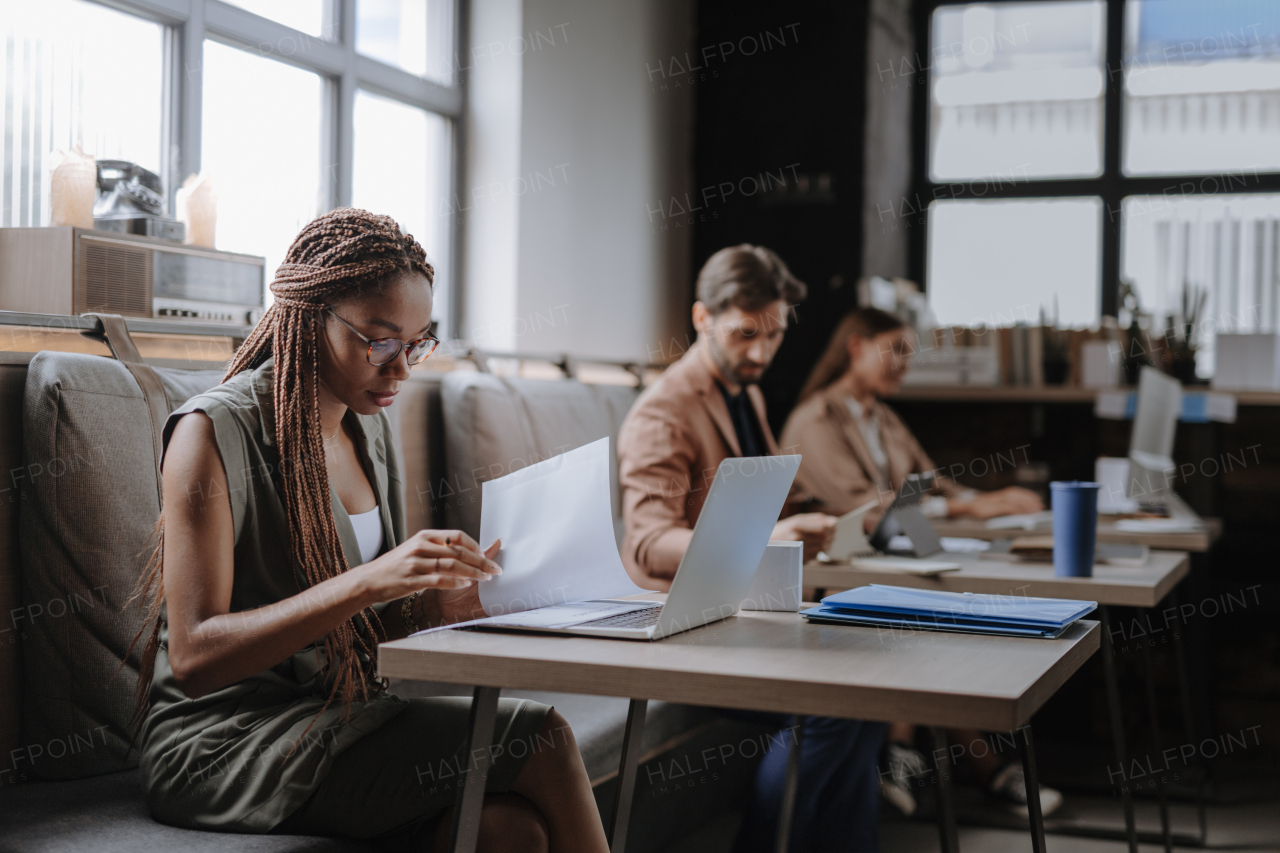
[891, 384, 1280, 406]
[1218, 389, 1280, 406]
[890, 385, 1100, 403]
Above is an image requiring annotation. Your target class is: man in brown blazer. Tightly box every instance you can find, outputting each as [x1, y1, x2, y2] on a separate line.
[617, 245, 886, 853]
[617, 247, 835, 591]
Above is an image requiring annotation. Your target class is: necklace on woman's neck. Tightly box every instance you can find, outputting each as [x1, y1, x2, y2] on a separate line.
[324, 422, 341, 444]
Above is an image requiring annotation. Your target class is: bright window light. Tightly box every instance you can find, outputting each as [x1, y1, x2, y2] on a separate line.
[357, 0, 456, 85]
[1123, 0, 1280, 176]
[1122, 193, 1280, 377]
[927, 197, 1102, 327]
[930, 1, 1107, 181]
[201, 40, 323, 299]
[0, 0, 163, 226]
[353, 89, 451, 333]
[222, 1, 328, 38]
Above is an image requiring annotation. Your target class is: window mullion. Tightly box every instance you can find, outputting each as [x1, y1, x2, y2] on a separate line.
[179, 0, 205, 188]
[1100, 0, 1126, 317]
[335, 0, 356, 208]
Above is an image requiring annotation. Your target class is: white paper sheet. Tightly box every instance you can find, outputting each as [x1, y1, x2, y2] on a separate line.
[985, 510, 1053, 530]
[1113, 518, 1203, 533]
[939, 537, 991, 553]
[476, 437, 651, 617]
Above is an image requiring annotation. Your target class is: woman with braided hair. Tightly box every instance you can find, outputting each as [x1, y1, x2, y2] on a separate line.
[131, 208, 608, 852]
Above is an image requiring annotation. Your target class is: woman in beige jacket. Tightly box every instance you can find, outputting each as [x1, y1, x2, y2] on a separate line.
[780, 308, 1042, 531]
[781, 307, 1061, 818]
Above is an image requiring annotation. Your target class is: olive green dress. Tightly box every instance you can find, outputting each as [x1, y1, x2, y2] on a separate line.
[139, 357, 549, 839]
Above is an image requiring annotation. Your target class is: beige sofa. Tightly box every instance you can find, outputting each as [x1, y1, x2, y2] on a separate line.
[0, 324, 766, 852]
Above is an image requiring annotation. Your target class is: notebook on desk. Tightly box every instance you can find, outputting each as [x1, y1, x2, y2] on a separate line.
[801, 584, 1097, 639]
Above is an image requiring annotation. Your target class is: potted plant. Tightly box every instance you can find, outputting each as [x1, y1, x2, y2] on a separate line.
[1164, 280, 1207, 385]
[1119, 279, 1152, 385]
[1040, 300, 1070, 384]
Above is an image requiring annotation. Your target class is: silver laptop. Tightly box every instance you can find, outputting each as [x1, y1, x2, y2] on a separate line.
[479, 454, 800, 640]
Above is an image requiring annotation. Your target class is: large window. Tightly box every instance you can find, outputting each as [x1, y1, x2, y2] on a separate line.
[202, 41, 324, 290]
[0, 0, 164, 228]
[352, 89, 452, 326]
[0, 0, 461, 334]
[929, 1, 1106, 181]
[916, 0, 1280, 375]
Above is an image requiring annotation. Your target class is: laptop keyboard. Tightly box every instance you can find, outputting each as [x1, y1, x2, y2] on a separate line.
[583, 607, 662, 629]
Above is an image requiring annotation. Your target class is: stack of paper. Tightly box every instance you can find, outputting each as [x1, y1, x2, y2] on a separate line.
[801, 584, 1096, 639]
[979, 538, 1149, 567]
[985, 511, 1053, 531]
[409, 438, 653, 636]
[1113, 518, 1202, 534]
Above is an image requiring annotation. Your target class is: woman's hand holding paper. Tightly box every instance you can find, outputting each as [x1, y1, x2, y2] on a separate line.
[354, 529, 501, 605]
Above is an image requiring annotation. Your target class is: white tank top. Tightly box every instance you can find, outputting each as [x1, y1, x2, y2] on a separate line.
[348, 506, 384, 565]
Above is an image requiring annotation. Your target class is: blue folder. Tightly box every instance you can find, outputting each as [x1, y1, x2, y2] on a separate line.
[800, 584, 1097, 639]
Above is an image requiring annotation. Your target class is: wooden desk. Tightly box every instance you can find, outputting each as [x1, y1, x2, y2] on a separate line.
[380, 604, 1099, 853]
[804, 550, 1190, 608]
[804, 550, 1194, 853]
[931, 515, 1221, 552]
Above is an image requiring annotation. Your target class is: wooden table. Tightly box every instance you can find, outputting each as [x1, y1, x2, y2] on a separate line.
[805, 550, 1189, 608]
[380, 601, 1099, 853]
[805, 550, 1198, 852]
[930, 515, 1222, 552]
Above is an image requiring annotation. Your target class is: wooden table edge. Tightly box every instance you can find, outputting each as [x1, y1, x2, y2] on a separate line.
[804, 553, 1190, 609]
[378, 621, 1101, 732]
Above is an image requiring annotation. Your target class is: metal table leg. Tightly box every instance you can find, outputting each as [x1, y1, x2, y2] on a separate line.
[930, 727, 959, 853]
[1142, 636, 1174, 853]
[1100, 605, 1139, 853]
[774, 715, 805, 853]
[609, 699, 648, 853]
[1020, 725, 1047, 853]
[449, 686, 501, 853]
[1170, 589, 1209, 845]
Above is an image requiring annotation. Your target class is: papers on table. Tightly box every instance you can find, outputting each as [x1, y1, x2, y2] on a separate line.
[801, 584, 1096, 639]
[1113, 518, 1203, 534]
[476, 437, 650, 617]
[408, 438, 652, 637]
[848, 556, 961, 576]
[985, 511, 1054, 531]
[979, 538, 1149, 566]
[939, 537, 991, 553]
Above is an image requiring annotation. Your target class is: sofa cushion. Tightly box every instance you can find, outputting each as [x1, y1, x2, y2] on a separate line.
[0, 362, 29, 782]
[385, 372, 447, 534]
[0, 769, 376, 852]
[440, 372, 640, 540]
[18, 352, 224, 780]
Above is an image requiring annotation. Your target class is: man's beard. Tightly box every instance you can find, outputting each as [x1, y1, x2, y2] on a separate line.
[707, 336, 766, 387]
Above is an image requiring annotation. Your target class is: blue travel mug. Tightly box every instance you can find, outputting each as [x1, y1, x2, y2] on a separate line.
[1050, 481, 1100, 577]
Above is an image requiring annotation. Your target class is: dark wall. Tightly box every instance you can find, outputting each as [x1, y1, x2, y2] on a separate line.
[692, 0, 871, 435]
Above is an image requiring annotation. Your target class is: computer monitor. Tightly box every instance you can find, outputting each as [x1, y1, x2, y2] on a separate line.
[1126, 366, 1181, 506]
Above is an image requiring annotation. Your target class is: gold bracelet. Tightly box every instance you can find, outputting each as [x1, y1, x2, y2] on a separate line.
[401, 591, 422, 634]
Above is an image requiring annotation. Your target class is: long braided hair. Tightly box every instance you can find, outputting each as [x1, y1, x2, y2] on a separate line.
[128, 208, 434, 739]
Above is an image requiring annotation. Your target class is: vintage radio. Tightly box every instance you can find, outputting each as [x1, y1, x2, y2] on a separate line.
[0, 227, 264, 325]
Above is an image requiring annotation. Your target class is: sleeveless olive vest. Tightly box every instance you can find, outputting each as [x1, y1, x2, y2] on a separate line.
[139, 357, 409, 831]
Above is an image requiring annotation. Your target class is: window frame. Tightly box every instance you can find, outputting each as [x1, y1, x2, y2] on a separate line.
[86, 0, 466, 335]
[909, 0, 1280, 319]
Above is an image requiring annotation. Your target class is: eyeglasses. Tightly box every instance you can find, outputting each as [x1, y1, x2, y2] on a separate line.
[325, 306, 440, 366]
